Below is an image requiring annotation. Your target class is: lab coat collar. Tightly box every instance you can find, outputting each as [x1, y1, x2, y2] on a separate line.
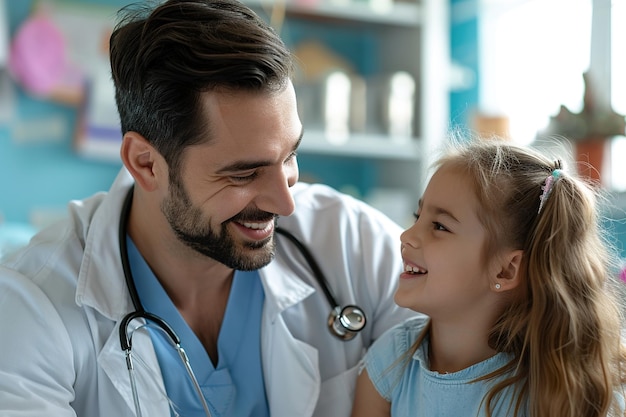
[259, 249, 316, 322]
[75, 167, 136, 321]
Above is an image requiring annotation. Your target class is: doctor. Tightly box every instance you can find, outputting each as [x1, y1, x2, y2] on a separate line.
[0, 0, 416, 416]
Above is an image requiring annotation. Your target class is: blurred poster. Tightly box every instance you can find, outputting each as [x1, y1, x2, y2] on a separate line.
[44, 1, 122, 162]
[8, 0, 121, 161]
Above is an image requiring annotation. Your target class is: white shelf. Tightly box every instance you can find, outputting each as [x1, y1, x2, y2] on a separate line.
[75, 138, 121, 164]
[300, 131, 421, 160]
[74, 131, 421, 163]
[246, 0, 422, 26]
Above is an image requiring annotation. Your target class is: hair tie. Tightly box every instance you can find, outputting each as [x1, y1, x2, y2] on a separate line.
[538, 169, 563, 213]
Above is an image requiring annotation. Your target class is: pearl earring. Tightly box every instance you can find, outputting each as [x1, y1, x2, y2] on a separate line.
[495, 283, 501, 290]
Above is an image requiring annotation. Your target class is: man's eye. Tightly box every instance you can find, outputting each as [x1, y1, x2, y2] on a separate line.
[231, 172, 258, 182]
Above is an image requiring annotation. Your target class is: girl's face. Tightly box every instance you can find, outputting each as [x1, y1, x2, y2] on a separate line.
[397, 165, 499, 322]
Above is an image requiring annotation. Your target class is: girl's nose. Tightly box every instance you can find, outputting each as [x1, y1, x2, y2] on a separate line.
[400, 222, 421, 249]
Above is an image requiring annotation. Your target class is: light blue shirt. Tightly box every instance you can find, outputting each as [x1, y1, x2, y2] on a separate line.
[362, 316, 524, 417]
[127, 237, 269, 417]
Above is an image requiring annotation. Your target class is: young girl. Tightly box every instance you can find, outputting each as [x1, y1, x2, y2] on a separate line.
[351, 139, 626, 417]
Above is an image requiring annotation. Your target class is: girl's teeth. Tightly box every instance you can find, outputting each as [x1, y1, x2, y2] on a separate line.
[405, 264, 426, 274]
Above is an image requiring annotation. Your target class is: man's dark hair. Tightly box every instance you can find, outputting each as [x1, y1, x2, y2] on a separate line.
[110, 0, 294, 170]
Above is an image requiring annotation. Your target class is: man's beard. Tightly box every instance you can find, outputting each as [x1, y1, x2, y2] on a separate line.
[161, 175, 277, 271]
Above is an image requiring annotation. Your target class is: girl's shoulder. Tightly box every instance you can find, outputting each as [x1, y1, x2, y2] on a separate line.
[400, 315, 430, 333]
[361, 315, 429, 401]
[366, 315, 429, 365]
[389, 315, 429, 347]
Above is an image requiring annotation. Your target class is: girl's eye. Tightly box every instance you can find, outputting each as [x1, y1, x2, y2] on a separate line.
[432, 222, 448, 232]
[412, 212, 420, 223]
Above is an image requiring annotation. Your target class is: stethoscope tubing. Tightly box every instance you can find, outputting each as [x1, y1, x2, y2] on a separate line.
[118, 188, 212, 416]
[120, 310, 212, 417]
[119, 186, 362, 328]
[119, 188, 144, 312]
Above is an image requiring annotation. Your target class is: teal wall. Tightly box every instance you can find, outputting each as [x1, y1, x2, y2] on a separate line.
[449, 0, 479, 130]
[0, 91, 122, 224]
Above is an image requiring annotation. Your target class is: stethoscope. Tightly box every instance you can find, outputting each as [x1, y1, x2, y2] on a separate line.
[117, 187, 366, 416]
[273, 227, 367, 340]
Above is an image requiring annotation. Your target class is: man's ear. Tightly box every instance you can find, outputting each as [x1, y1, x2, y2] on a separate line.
[494, 249, 523, 292]
[120, 132, 163, 192]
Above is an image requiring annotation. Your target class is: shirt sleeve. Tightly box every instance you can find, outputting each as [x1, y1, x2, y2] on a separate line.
[361, 317, 426, 401]
[0, 268, 76, 416]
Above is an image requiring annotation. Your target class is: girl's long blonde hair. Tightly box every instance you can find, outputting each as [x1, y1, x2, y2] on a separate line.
[435, 139, 626, 417]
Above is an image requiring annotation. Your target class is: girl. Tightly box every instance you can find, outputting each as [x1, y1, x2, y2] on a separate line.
[351, 139, 626, 417]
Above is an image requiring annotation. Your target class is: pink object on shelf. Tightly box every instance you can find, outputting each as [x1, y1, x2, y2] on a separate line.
[8, 14, 67, 95]
[620, 266, 626, 284]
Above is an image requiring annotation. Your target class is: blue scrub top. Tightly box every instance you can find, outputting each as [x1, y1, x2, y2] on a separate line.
[127, 237, 270, 417]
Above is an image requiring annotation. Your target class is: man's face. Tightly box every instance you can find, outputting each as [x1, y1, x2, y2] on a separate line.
[162, 83, 302, 270]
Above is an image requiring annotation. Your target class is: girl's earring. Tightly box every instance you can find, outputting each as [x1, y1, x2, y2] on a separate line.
[494, 283, 501, 290]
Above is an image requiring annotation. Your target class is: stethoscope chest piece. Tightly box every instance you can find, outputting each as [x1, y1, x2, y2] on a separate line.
[328, 305, 366, 341]
[275, 226, 367, 341]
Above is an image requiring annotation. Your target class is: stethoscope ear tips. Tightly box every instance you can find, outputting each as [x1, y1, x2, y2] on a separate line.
[328, 305, 367, 341]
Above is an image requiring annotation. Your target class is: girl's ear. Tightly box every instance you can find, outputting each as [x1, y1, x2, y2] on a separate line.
[120, 132, 164, 192]
[494, 249, 523, 292]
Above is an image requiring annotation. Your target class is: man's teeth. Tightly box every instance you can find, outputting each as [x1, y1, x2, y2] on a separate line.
[242, 221, 270, 230]
[405, 264, 427, 274]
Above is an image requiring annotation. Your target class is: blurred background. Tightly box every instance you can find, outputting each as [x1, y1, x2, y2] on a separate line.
[0, 0, 625, 272]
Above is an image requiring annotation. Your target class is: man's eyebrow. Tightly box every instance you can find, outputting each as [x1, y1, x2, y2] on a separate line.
[216, 130, 303, 173]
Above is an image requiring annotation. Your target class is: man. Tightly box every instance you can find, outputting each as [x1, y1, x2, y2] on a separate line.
[0, 1, 415, 416]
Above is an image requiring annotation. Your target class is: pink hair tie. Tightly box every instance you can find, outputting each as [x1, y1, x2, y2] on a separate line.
[538, 169, 563, 213]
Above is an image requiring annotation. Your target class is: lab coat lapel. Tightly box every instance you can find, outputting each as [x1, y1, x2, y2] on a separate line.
[99, 320, 171, 417]
[260, 257, 320, 417]
[263, 313, 320, 417]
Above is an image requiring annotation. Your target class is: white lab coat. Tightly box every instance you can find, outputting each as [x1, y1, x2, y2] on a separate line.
[0, 168, 416, 417]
